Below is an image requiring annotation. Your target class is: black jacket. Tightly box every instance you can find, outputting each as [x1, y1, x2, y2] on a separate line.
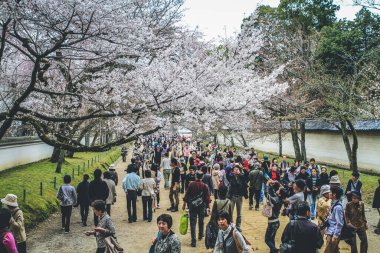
[77, 181, 90, 205]
[89, 179, 109, 203]
[227, 174, 248, 199]
[202, 174, 213, 193]
[306, 177, 321, 196]
[281, 217, 323, 253]
[319, 173, 329, 186]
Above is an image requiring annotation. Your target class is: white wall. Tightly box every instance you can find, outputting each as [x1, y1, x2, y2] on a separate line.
[219, 132, 380, 172]
[0, 142, 54, 171]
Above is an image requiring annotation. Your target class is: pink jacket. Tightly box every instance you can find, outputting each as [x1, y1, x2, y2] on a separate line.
[1, 230, 18, 253]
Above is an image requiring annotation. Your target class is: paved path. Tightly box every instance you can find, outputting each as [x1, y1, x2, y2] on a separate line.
[28, 153, 380, 252]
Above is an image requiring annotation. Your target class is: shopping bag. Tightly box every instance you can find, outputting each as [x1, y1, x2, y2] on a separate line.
[179, 211, 188, 235]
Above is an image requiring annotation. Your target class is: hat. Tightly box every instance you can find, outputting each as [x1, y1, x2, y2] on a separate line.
[213, 163, 220, 170]
[180, 157, 185, 163]
[264, 156, 269, 161]
[351, 191, 361, 199]
[320, 185, 331, 196]
[1, 194, 18, 207]
[329, 175, 341, 184]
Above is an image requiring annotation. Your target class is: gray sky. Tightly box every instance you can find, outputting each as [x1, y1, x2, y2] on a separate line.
[182, 0, 363, 41]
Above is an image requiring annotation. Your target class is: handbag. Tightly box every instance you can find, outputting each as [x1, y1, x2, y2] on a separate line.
[280, 221, 296, 253]
[104, 236, 124, 253]
[232, 228, 254, 253]
[261, 195, 273, 218]
[179, 211, 188, 235]
[328, 202, 356, 241]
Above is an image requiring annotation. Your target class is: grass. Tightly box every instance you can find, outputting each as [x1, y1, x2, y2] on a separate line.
[0, 148, 120, 229]
[254, 150, 379, 205]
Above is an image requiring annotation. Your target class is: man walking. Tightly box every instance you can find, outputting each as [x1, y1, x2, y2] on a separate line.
[248, 165, 265, 210]
[161, 152, 172, 189]
[168, 158, 180, 212]
[183, 171, 210, 247]
[281, 201, 324, 253]
[89, 169, 109, 226]
[226, 165, 248, 232]
[122, 167, 141, 223]
[77, 174, 90, 226]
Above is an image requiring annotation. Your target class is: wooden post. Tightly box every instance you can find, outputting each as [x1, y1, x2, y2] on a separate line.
[40, 182, 43, 196]
[72, 168, 75, 179]
[23, 189, 26, 204]
[53, 177, 57, 189]
[78, 165, 80, 176]
[88, 160, 90, 168]
[91, 158, 93, 165]
[83, 162, 86, 171]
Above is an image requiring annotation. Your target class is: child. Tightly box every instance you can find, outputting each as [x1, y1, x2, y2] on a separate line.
[345, 172, 362, 202]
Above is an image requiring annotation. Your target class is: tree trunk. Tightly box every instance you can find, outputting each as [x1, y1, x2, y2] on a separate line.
[91, 131, 99, 146]
[55, 148, 65, 173]
[290, 120, 302, 161]
[230, 136, 235, 147]
[300, 120, 307, 161]
[50, 147, 61, 163]
[240, 134, 248, 147]
[66, 150, 74, 158]
[279, 119, 283, 156]
[213, 134, 218, 144]
[279, 130, 283, 156]
[346, 119, 358, 173]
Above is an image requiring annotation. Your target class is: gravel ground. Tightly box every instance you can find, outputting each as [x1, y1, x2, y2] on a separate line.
[27, 152, 380, 253]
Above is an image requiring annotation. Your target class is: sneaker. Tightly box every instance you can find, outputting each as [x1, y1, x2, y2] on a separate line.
[191, 242, 196, 247]
[171, 207, 178, 212]
[156, 204, 160, 209]
[64, 231, 69, 234]
[255, 207, 259, 211]
[249, 205, 253, 210]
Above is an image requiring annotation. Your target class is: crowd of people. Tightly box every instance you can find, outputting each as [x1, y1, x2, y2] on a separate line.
[1, 133, 380, 253]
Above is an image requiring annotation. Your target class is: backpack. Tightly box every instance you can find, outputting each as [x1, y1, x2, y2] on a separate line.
[232, 228, 254, 253]
[109, 171, 117, 183]
[205, 222, 218, 249]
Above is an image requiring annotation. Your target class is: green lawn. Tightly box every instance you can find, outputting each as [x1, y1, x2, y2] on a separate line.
[254, 150, 379, 205]
[0, 148, 120, 229]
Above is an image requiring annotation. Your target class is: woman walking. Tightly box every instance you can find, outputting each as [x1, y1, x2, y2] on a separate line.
[56, 175, 77, 233]
[140, 170, 156, 222]
[84, 200, 116, 253]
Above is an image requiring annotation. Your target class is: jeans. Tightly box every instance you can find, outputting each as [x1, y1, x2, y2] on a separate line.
[230, 196, 243, 229]
[163, 170, 171, 189]
[181, 174, 186, 193]
[142, 196, 153, 221]
[308, 193, 317, 218]
[265, 221, 280, 253]
[189, 206, 205, 244]
[127, 190, 137, 221]
[346, 228, 368, 253]
[79, 203, 89, 225]
[17, 241, 26, 253]
[60, 205, 72, 232]
[249, 187, 261, 208]
[169, 186, 179, 208]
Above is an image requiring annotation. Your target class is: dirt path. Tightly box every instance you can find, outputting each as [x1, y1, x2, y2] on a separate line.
[28, 154, 380, 253]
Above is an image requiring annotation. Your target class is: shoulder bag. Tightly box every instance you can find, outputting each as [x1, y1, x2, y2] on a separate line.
[105, 236, 124, 253]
